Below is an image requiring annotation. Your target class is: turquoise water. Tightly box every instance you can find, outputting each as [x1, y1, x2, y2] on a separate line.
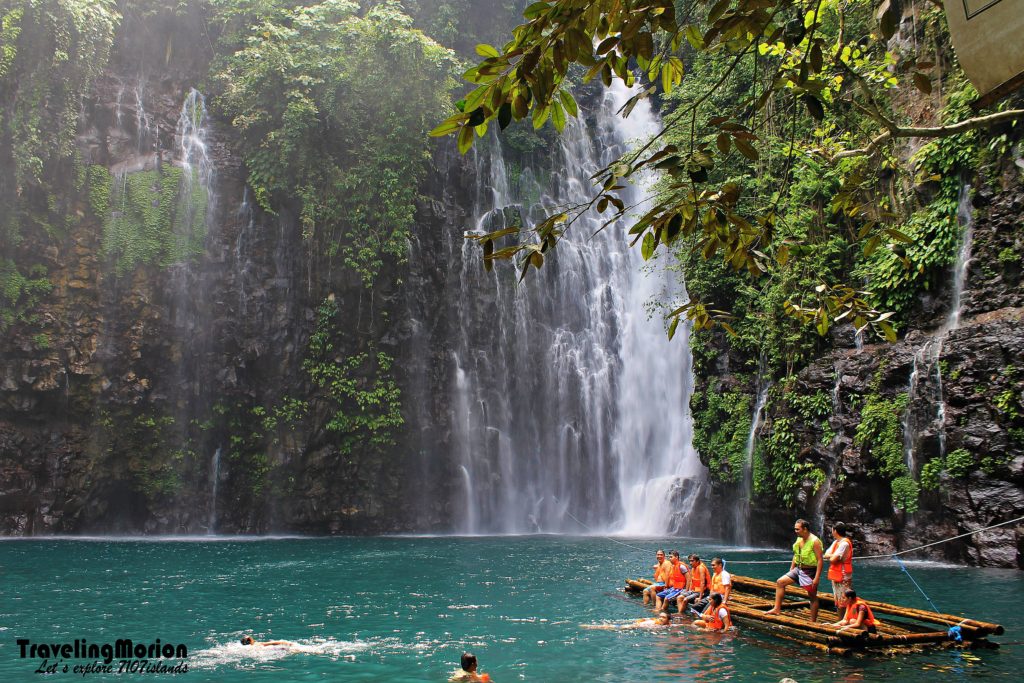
[1, 536, 1020, 681]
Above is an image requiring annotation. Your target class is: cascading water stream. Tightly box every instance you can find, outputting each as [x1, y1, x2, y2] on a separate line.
[901, 182, 974, 476]
[736, 371, 771, 545]
[449, 83, 703, 535]
[208, 446, 222, 534]
[813, 364, 843, 535]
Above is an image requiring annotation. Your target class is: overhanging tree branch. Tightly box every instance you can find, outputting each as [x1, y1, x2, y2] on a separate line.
[834, 108, 1024, 159]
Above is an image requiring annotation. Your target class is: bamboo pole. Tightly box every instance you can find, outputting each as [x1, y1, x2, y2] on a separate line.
[727, 603, 868, 642]
[769, 631, 853, 657]
[866, 631, 951, 646]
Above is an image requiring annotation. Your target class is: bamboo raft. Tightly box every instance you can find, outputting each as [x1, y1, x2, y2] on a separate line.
[624, 575, 1004, 657]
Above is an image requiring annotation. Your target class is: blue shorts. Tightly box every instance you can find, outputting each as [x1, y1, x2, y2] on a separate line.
[657, 588, 683, 601]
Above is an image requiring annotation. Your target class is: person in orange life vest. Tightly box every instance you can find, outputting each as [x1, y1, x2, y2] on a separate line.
[765, 518, 824, 621]
[655, 550, 689, 611]
[676, 554, 710, 612]
[692, 592, 732, 631]
[825, 522, 854, 617]
[643, 549, 673, 606]
[829, 589, 877, 634]
[693, 557, 731, 613]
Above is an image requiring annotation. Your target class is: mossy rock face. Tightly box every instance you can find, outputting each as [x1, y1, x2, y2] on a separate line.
[101, 164, 207, 275]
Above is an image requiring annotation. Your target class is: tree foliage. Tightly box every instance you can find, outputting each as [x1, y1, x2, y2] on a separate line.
[433, 0, 1024, 341]
[212, 0, 457, 287]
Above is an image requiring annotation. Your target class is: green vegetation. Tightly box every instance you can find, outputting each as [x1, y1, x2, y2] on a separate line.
[438, 0, 1024, 343]
[101, 166, 208, 275]
[212, 0, 456, 288]
[853, 367, 915, 511]
[1, 0, 119, 329]
[921, 447, 974, 491]
[691, 385, 751, 483]
[303, 297, 404, 458]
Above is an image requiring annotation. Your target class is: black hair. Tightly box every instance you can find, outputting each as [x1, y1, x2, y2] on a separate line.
[711, 557, 723, 566]
[461, 653, 477, 671]
[833, 522, 849, 537]
[710, 592, 723, 606]
[671, 550, 680, 558]
[795, 519, 810, 530]
[688, 554, 700, 562]
[240, 636, 254, 645]
[845, 589, 857, 600]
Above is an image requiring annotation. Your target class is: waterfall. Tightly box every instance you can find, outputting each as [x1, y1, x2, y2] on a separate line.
[447, 82, 703, 535]
[813, 365, 843, 535]
[901, 181, 974, 474]
[736, 374, 771, 544]
[208, 446, 222, 534]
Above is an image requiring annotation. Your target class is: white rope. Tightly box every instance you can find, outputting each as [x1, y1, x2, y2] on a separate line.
[724, 514, 1024, 565]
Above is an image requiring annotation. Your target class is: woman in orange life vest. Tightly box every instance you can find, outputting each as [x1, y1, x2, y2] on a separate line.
[829, 590, 877, 634]
[692, 592, 732, 631]
[825, 522, 854, 618]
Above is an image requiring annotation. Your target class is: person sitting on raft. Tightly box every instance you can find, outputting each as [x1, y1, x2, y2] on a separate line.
[448, 652, 492, 682]
[643, 549, 673, 606]
[829, 590, 878, 634]
[676, 554, 710, 613]
[240, 635, 298, 648]
[582, 612, 672, 630]
[694, 557, 731, 612]
[692, 592, 732, 631]
[655, 550, 688, 611]
[765, 519, 823, 622]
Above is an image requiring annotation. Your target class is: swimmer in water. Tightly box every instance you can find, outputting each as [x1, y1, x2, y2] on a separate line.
[240, 635, 298, 648]
[448, 652, 492, 682]
[581, 612, 672, 630]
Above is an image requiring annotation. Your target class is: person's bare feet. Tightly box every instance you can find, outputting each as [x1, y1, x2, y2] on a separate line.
[764, 609, 781, 616]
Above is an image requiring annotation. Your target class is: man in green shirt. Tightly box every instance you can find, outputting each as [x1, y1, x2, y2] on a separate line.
[765, 519, 824, 621]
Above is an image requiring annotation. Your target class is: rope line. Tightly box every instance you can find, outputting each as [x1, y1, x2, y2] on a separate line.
[560, 506, 650, 554]
[896, 556, 942, 613]
[724, 514, 1024, 565]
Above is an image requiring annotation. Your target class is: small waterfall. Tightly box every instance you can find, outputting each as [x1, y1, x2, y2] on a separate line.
[813, 365, 843, 535]
[173, 88, 214, 256]
[901, 181, 974, 475]
[447, 82, 703, 535]
[208, 446, 222, 534]
[736, 374, 771, 544]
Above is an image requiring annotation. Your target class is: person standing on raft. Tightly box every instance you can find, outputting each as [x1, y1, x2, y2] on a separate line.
[825, 522, 854, 618]
[765, 519, 824, 621]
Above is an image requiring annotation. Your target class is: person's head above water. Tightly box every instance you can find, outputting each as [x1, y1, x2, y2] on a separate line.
[657, 612, 670, 624]
[460, 652, 478, 672]
[240, 636, 255, 646]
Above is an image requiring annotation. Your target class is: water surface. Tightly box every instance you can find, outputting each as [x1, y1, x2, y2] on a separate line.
[1, 536, 1020, 681]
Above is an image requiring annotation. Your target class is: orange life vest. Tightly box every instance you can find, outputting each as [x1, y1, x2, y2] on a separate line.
[711, 569, 728, 595]
[827, 538, 854, 582]
[689, 562, 710, 593]
[669, 560, 688, 589]
[843, 598, 876, 627]
[703, 603, 729, 630]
